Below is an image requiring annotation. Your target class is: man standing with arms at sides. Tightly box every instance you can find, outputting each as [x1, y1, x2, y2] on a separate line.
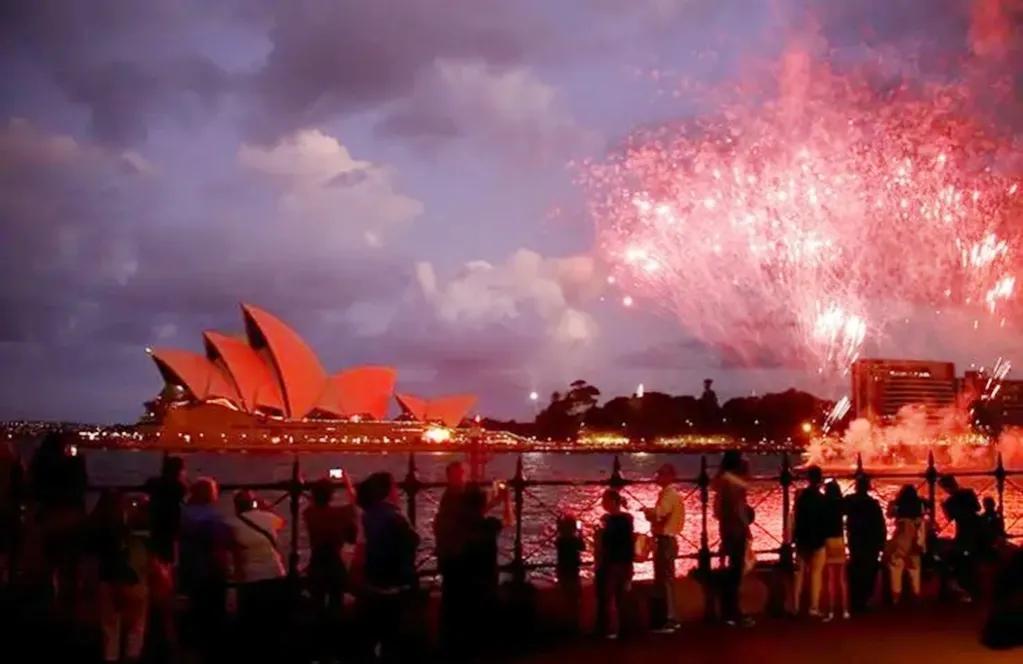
[644, 463, 685, 633]
[843, 475, 886, 613]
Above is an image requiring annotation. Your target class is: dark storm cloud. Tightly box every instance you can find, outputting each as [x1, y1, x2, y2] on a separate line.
[0, 0, 233, 146]
[246, 0, 535, 141]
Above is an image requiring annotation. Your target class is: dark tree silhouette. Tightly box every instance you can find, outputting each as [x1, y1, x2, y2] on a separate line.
[495, 379, 834, 445]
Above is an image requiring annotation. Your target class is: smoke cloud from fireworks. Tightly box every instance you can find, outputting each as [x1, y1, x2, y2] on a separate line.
[582, 44, 1023, 377]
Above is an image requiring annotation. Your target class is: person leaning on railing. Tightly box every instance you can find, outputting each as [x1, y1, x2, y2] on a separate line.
[643, 463, 684, 633]
[885, 484, 926, 605]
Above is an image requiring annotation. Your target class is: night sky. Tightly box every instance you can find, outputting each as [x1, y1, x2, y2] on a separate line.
[1, 1, 1019, 423]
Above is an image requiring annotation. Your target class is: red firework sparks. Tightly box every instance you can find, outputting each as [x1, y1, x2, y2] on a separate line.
[581, 57, 1023, 374]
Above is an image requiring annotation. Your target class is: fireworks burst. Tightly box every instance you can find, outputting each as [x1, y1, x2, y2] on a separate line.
[581, 60, 1023, 374]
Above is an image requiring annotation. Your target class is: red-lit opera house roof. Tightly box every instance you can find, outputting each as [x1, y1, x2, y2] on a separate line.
[149, 348, 240, 403]
[203, 331, 284, 413]
[242, 304, 327, 420]
[396, 393, 477, 428]
[148, 303, 477, 426]
[325, 366, 397, 419]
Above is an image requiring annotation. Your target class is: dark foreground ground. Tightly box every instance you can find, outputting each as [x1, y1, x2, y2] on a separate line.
[514, 604, 1017, 664]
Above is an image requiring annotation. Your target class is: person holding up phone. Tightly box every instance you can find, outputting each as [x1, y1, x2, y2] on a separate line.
[304, 473, 358, 661]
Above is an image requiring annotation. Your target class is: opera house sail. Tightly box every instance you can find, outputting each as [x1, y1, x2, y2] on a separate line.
[139, 303, 478, 448]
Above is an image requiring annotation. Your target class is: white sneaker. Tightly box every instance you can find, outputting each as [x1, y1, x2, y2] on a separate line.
[842, 611, 851, 620]
[822, 613, 834, 623]
[605, 633, 619, 640]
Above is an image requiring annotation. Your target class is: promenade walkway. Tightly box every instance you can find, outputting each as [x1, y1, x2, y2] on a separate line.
[514, 604, 1016, 664]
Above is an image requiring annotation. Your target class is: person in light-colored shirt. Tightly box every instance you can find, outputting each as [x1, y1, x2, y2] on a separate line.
[652, 482, 685, 536]
[228, 490, 287, 661]
[644, 463, 685, 631]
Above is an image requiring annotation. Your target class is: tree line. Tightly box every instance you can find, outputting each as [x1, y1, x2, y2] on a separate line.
[481, 379, 835, 443]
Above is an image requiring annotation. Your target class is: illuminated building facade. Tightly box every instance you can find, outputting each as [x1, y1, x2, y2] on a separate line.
[851, 358, 957, 422]
[143, 303, 476, 442]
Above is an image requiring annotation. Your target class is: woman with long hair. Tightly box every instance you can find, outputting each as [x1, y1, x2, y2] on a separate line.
[886, 484, 926, 604]
[821, 480, 849, 620]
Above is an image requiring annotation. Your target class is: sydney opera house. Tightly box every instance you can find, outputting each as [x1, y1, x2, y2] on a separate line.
[138, 303, 485, 448]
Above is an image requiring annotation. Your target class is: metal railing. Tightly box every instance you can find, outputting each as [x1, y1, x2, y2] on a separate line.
[65, 450, 1023, 584]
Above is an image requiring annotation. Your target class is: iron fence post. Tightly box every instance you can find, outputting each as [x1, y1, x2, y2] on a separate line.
[288, 455, 300, 580]
[925, 451, 938, 534]
[513, 454, 525, 584]
[697, 455, 712, 576]
[995, 452, 1006, 516]
[779, 453, 793, 569]
[610, 454, 624, 489]
[404, 452, 419, 530]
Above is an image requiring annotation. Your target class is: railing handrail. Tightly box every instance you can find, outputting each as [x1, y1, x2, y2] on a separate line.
[39, 450, 1023, 583]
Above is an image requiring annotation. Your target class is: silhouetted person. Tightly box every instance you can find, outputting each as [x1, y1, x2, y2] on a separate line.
[179, 477, 237, 663]
[713, 450, 754, 627]
[435, 461, 466, 651]
[143, 455, 186, 654]
[358, 472, 419, 662]
[821, 480, 849, 620]
[555, 514, 584, 633]
[699, 379, 720, 431]
[939, 474, 981, 601]
[844, 476, 886, 612]
[980, 496, 1006, 557]
[555, 515, 584, 586]
[90, 490, 150, 664]
[595, 489, 634, 639]
[982, 547, 1023, 649]
[886, 485, 925, 604]
[644, 463, 684, 632]
[447, 485, 506, 660]
[304, 476, 358, 660]
[144, 456, 187, 565]
[791, 465, 826, 617]
[28, 432, 87, 614]
[0, 441, 24, 585]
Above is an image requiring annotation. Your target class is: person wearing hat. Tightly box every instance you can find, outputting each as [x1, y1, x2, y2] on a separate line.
[644, 463, 685, 632]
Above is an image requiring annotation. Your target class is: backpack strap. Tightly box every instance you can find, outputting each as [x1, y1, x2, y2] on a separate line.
[238, 513, 278, 550]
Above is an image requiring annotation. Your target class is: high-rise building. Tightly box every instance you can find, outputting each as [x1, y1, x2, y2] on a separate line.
[961, 370, 1023, 427]
[851, 359, 957, 422]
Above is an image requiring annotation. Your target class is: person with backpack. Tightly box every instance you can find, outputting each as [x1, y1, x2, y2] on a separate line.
[227, 489, 287, 660]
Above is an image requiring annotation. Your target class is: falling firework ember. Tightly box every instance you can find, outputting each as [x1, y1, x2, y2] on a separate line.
[581, 59, 1023, 374]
